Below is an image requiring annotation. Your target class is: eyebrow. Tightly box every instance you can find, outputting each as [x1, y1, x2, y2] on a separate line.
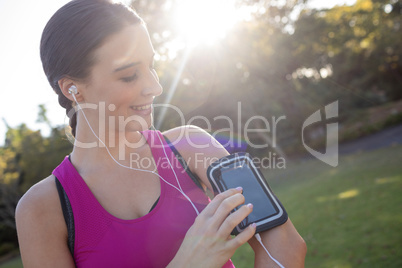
[113, 52, 156, 73]
[113, 62, 141, 72]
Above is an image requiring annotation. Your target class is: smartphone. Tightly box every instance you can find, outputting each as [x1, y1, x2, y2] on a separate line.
[207, 152, 288, 235]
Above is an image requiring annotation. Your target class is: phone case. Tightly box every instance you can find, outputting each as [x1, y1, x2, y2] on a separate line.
[206, 152, 288, 235]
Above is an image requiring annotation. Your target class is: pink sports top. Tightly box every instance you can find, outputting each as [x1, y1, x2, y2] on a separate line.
[52, 129, 235, 268]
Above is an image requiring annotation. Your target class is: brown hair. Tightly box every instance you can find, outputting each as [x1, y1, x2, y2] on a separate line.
[40, 0, 142, 136]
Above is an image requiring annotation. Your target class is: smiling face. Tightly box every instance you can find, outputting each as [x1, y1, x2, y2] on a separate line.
[79, 24, 163, 134]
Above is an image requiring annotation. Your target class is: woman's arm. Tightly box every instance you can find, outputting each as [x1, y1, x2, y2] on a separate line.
[16, 175, 76, 268]
[164, 125, 307, 267]
[248, 219, 306, 268]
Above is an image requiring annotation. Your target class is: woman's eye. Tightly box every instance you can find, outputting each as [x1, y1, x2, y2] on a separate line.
[121, 73, 138, 83]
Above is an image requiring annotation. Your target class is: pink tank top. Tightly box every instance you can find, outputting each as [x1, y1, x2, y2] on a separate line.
[53, 130, 235, 268]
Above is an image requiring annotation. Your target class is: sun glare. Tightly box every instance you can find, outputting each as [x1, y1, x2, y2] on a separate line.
[174, 0, 240, 46]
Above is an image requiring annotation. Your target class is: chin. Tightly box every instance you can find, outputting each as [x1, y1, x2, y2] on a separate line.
[120, 113, 153, 132]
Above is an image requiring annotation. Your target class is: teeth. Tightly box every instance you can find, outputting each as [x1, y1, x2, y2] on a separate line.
[131, 104, 151, 111]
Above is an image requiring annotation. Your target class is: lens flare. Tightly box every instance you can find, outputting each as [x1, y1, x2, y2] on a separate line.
[174, 0, 239, 46]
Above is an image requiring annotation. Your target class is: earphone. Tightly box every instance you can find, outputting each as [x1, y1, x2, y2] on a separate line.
[68, 86, 284, 267]
[68, 85, 78, 95]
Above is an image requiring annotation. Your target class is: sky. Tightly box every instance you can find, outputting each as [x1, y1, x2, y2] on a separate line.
[0, 0, 356, 145]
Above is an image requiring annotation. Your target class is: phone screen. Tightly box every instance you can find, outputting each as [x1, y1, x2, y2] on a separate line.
[220, 160, 278, 226]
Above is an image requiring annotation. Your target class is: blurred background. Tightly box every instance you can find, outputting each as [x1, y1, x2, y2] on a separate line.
[0, 0, 401, 267]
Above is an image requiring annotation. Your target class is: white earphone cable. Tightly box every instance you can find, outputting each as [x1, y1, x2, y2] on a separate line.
[71, 93, 200, 215]
[255, 233, 285, 268]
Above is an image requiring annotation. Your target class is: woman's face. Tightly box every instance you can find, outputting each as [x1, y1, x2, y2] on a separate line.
[80, 24, 163, 135]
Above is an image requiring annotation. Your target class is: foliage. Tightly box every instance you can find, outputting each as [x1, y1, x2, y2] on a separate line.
[0, 108, 72, 256]
[292, 0, 402, 106]
[128, 0, 402, 155]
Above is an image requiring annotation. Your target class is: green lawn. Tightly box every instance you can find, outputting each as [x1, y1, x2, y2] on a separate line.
[2, 145, 402, 268]
[232, 144, 402, 267]
[0, 256, 22, 268]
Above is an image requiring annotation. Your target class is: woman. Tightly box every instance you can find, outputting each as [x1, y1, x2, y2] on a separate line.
[15, 0, 306, 267]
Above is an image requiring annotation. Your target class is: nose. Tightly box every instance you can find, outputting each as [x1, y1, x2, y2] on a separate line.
[142, 69, 163, 97]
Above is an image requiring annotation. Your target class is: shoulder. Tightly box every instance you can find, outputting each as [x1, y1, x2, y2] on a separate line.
[15, 175, 67, 250]
[16, 174, 61, 223]
[16, 175, 74, 266]
[16, 175, 71, 265]
[162, 125, 221, 150]
[162, 125, 227, 158]
[16, 174, 66, 237]
[162, 125, 206, 139]
[162, 125, 229, 190]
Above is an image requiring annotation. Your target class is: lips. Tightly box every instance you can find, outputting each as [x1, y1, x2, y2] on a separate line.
[130, 103, 153, 115]
[130, 104, 152, 111]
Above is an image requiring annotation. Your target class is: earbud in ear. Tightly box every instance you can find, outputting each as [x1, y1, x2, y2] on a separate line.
[68, 85, 78, 95]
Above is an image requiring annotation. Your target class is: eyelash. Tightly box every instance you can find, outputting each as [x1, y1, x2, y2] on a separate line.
[121, 62, 155, 83]
[121, 72, 138, 83]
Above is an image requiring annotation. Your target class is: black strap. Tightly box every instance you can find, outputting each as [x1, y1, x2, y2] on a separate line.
[55, 177, 75, 257]
[149, 196, 160, 211]
[163, 136, 205, 192]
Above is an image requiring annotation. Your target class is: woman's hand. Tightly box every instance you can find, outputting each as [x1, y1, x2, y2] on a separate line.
[168, 187, 256, 268]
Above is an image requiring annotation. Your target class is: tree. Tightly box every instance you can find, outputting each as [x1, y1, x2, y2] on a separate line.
[0, 106, 72, 255]
[290, 0, 402, 107]
[133, 0, 402, 154]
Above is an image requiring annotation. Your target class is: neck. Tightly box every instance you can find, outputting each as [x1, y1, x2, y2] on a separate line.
[70, 116, 150, 176]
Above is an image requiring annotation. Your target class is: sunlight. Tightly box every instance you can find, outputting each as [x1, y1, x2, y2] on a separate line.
[375, 176, 401, 185]
[316, 188, 360, 202]
[112, 0, 132, 5]
[338, 189, 359, 199]
[174, 0, 240, 46]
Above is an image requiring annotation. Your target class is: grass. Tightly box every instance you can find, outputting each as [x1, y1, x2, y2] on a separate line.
[231, 144, 402, 267]
[2, 145, 402, 267]
[0, 256, 21, 268]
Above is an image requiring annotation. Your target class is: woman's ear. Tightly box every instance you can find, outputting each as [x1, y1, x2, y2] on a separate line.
[58, 78, 84, 102]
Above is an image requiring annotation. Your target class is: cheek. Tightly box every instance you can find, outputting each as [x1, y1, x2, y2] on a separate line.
[84, 73, 141, 107]
[103, 95, 136, 121]
[97, 84, 138, 105]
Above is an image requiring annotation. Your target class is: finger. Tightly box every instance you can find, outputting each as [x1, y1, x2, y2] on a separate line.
[218, 203, 253, 237]
[200, 187, 243, 218]
[226, 222, 257, 250]
[209, 193, 245, 230]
